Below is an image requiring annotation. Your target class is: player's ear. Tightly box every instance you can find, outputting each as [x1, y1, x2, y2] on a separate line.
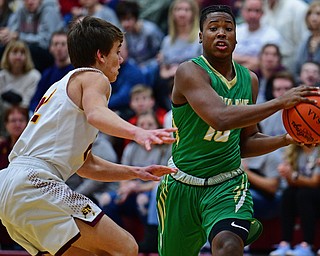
[97, 50, 105, 62]
[199, 32, 203, 44]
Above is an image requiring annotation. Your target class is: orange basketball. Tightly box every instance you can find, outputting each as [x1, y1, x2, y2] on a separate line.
[282, 95, 320, 144]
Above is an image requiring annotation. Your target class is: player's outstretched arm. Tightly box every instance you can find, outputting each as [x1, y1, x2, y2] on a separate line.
[77, 152, 177, 182]
[240, 125, 290, 158]
[133, 126, 176, 150]
[87, 106, 176, 150]
[240, 127, 318, 158]
[81, 73, 176, 150]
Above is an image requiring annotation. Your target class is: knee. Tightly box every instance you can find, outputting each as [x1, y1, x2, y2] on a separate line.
[211, 231, 244, 256]
[118, 233, 138, 256]
[126, 237, 139, 256]
[100, 232, 138, 256]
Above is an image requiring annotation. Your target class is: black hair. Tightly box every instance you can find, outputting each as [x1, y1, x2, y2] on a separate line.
[200, 5, 236, 31]
[115, 1, 140, 20]
[301, 60, 320, 72]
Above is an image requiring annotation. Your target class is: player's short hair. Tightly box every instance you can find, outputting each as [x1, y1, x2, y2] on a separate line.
[200, 5, 236, 32]
[67, 16, 123, 68]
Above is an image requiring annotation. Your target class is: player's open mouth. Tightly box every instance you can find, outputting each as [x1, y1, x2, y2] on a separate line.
[216, 41, 227, 50]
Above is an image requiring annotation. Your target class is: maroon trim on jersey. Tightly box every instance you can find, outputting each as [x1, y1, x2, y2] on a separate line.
[87, 210, 104, 227]
[55, 212, 104, 255]
[55, 233, 81, 256]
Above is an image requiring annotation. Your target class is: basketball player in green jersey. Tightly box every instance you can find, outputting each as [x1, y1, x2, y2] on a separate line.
[156, 5, 320, 256]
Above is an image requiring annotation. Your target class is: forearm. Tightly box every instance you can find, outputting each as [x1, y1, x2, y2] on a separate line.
[77, 153, 139, 182]
[215, 100, 283, 131]
[287, 175, 320, 188]
[241, 133, 289, 158]
[86, 106, 140, 141]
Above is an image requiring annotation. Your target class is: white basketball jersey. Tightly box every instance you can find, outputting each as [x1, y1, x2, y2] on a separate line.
[9, 68, 108, 181]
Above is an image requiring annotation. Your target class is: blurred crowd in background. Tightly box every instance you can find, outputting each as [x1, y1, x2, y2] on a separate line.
[0, 0, 320, 255]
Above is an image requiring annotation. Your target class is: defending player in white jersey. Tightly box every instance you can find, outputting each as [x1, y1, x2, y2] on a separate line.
[0, 16, 176, 256]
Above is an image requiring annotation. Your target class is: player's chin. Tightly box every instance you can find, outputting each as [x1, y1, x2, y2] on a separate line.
[109, 72, 119, 82]
[109, 76, 117, 83]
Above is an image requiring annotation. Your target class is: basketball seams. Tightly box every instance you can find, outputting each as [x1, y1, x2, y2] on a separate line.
[283, 109, 302, 142]
[283, 95, 320, 143]
[295, 105, 320, 137]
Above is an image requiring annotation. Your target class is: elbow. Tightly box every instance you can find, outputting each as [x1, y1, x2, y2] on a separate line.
[212, 123, 229, 132]
[86, 109, 100, 127]
[210, 117, 232, 131]
[210, 111, 236, 131]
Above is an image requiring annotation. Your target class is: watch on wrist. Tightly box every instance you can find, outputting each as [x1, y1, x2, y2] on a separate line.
[291, 171, 299, 181]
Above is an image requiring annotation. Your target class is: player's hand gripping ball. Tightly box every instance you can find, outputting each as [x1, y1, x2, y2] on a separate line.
[282, 95, 320, 144]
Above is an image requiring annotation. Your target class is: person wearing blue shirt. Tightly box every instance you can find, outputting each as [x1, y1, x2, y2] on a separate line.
[108, 37, 146, 119]
[29, 30, 74, 113]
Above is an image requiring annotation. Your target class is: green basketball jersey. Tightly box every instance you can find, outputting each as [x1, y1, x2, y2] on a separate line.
[172, 55, 253, 177]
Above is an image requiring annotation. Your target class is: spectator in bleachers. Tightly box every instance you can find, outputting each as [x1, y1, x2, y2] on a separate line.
[295, 1, 320, 80]
[242, 71, 295, 255]
[102, 0, 118, 11]
[0, 106, 28, 250]
[128, 84, 167, 127]
[0, 0, 64, 72]
[29, 30, 74, 113]
[100, 111, 171, 254]
[0, 40, 40, 135]
[115, 1, 164, 67]
[0, 40, 41, 109]
[242, 150, 286, 256]
[0, 0, 13, 28]
[242, 150, 285, 252]
[43, 0, 60, 11]
[233, 0, 282, 71]
[255, 43, 287, 104]
[0, 106, 28, 168]
[108, 36, 146, 120]
[71, 0, 120, 27]
[261, 0, 309, 74]
[66, 132, 119, 205]
[115, 84, 167, 158]
[134, 0, 171, 34]
[58, 0, 80, 26]
[155, 0, 202, 111]
[297, 61, 320, 88]
[269, 145, 320, 256]
[244, 72, 296, 219]
[137, 182, 160, 255]
[115, 0, 164, 87]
